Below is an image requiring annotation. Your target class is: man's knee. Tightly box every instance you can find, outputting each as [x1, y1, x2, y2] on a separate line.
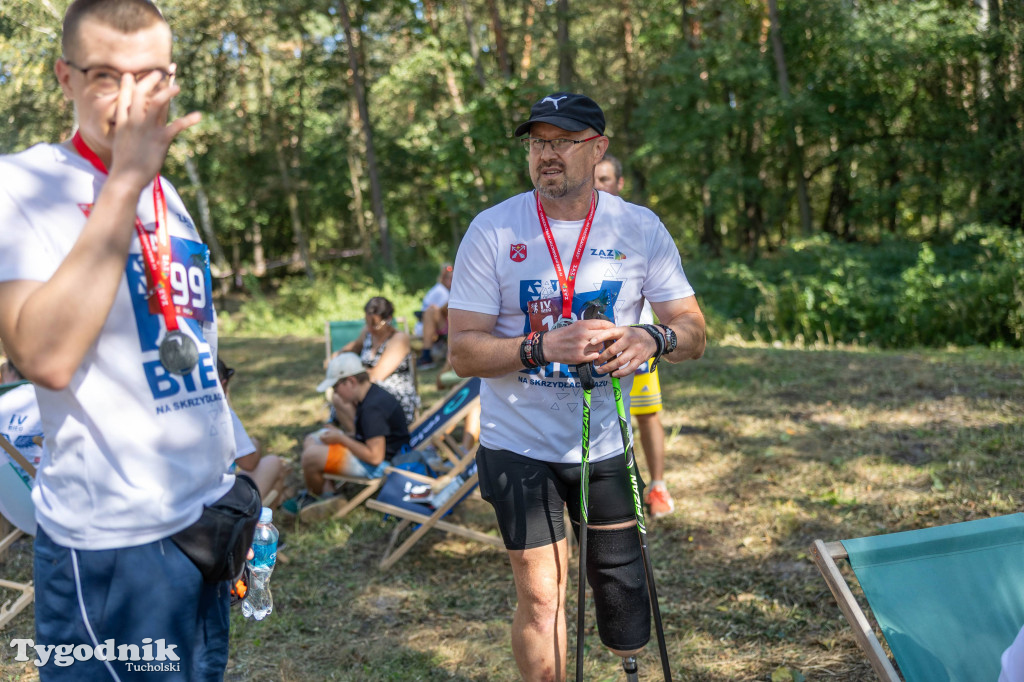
[300, 446, 326, 472]
[586, 526, 651, 652]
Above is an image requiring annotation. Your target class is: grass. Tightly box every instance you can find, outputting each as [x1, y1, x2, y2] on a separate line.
[1, 338, 1022, 680]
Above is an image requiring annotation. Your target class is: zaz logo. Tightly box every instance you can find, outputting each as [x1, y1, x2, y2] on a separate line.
[590, 248, 627, 260]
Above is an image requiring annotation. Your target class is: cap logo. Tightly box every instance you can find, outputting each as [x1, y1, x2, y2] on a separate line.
[542, 95, 568, 110]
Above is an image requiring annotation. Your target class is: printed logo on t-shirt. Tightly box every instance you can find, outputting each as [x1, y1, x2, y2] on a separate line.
[510, 243, 527, 262]
[589, 248, 627, 260]
[516, 278, 623, 412]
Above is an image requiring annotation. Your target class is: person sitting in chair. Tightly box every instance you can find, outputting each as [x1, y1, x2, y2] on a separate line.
[285, 353, 411, 517]
[336, 296, 419, 425]
[415, 263, 453, 369]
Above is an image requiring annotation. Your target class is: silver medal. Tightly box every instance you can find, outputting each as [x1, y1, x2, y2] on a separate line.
[553, 316, 574, 329]
[159, 330, 199, 375]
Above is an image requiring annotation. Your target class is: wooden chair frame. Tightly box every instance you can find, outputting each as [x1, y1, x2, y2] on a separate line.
[365, 464, 502, 570]
[0, 436, 35, 629]
[810, 539, 901, 681]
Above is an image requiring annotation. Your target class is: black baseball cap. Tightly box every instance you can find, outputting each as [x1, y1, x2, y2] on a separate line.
[514, 92, 606, 137]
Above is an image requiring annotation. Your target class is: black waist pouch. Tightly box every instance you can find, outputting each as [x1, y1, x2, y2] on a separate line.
[171, 475, 262, 583]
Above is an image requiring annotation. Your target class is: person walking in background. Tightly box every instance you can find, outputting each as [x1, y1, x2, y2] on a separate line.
[594, 152, 676, 518]
[0, 0, 234, 678]
[448, 91, 705, 681]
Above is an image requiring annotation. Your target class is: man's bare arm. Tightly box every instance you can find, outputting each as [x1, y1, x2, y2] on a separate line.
[448, 309, 613, 378]
[0, 73, 200, 390]
[651, 295, 706, 362]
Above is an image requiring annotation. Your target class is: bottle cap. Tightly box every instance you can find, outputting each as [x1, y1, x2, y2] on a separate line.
[259, 507, 273, 523]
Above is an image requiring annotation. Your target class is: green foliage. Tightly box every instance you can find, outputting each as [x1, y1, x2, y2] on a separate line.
[689, 226, 1024, 348]
[221, 274, 424, 339]
[2, 0, 1022, 322]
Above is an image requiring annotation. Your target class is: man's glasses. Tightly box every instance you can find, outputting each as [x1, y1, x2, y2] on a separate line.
[63, 59, 172, 96]
[520, 134, 603, 154]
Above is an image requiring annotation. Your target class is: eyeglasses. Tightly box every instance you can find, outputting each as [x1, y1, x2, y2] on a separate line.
[63, 59, 172, 96]
[520, 134, 603, 154]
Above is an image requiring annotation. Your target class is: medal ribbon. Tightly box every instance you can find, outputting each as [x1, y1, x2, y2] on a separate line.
[72, 132, 179, 333]
[536, 190, 597, 320]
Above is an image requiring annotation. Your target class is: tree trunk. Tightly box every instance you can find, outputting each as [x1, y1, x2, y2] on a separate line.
[683, 0, 718, 252]
[459, 0, 487, 87]
[180, 153, 228, 277]
[347, 102, 371, 263]
[519, 0, 537, 80]
[339, 0, 392, 267]
[485, 0, 512, 80]
[422, 0, 489, 204]
[259, 51, 315, 280]
[618, 0, 641, 194]
[557, 0, 573, 90]
[766, 0, 813, 236]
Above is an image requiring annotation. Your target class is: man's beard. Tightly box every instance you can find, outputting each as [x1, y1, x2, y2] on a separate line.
[534, 164, 588, 200]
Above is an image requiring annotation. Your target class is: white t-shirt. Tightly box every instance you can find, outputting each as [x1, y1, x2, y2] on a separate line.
[1002, 625, 1024, 682]
[415, 282, 451, 336]
[0, 383, 43, 535]
[449, 190, 694, 464]
[230, 407, 257, 459]
[0, 143, 235, 550]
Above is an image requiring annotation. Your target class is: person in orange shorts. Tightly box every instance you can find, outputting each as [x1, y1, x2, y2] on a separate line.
[595, 153, 675, 518]
[283, 353, 410, 516]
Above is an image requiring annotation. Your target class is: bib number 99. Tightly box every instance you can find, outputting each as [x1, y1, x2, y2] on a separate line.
[169, 262, 206, 309]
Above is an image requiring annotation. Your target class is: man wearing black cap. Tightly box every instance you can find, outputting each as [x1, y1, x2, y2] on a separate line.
[448, 92, 706, 680]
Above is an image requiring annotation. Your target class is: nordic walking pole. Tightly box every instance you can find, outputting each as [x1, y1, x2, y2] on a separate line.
[582, 303, 672, 681]
[611, 374, 672, 681]
[575, 359, 597, 682]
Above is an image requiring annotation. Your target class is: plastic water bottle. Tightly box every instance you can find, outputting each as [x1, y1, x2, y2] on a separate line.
[242, 507, 278, 621]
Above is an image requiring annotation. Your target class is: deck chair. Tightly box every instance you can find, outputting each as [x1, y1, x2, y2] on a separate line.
[365, 459, 502, 569]
[324, 318, 411, 360]
[311, 377, 482, 522]
[0, 435, 35, 629]
[324, 319, 366, 362]
[811, 513, 1024, 681]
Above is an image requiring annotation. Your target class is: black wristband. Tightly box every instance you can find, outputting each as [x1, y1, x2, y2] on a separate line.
[655, 324, 678, 354]
[631, 323, 666, 370]
[533, 331, 547, 367]
[520, 332, 542, 369]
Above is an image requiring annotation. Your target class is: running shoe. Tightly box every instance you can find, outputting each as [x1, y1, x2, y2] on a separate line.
[644, 484, 675, 518]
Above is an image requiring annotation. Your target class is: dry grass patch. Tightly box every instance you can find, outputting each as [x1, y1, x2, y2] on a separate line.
[1, 339, 1022, 680]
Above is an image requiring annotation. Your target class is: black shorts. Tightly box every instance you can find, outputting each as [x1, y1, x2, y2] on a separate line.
[476, 446, 645, 550]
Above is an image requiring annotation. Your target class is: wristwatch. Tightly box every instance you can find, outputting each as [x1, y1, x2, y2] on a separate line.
[657, 324, 677, 354]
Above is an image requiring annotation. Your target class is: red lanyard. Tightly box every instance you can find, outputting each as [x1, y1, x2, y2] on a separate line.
[536, 190, 597, 320]
[71, 132, 179, 333]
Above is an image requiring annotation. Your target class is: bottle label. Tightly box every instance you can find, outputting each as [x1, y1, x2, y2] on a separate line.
[251, 541, 277, 568]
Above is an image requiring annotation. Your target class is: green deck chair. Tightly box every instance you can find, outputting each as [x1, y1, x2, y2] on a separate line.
[324, 320, 367, 362]
[811, 513, 1024, 681]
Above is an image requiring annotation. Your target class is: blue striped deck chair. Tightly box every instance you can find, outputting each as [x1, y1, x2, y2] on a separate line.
[365, 460, 502, 570]
[0, 434, 35, 629]
[811, 513, 1024, 681]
